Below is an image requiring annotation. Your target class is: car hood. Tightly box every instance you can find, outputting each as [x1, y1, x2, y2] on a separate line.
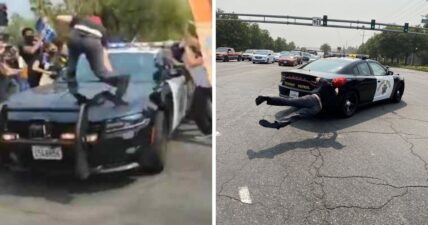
[253, 54, 268, 57]
[4, 81, 157, 123]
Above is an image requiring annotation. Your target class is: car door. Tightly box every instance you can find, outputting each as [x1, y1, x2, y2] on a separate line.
[369, 62, 394, 102]
[352, 62, 378, 103]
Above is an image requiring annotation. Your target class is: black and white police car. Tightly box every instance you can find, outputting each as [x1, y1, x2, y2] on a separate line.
[279, 57, 405, 117]
[0, 42, 197, 179]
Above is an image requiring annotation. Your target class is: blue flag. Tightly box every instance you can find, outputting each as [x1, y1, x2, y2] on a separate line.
[36, 17, 57, 43]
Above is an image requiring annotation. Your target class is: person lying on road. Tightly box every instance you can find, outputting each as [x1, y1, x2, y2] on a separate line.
[255, 77, 346, 129]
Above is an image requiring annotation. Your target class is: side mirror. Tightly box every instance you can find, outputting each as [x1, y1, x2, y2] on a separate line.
[387, 71, 394, 75]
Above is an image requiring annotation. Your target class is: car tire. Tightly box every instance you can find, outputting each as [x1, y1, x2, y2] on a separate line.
[253, 61, 256, 64]
[223, 56, 228, 62]
[339, 91, 359, 117]
[238, 56, 242, 61]
[192, 87, 212, 135]
[278, 63, 282, 66]
[139, 111, 169, 173]
[391, 82, 404, 103]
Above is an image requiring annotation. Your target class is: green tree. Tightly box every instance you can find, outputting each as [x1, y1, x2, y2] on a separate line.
[28, 0, 192, 41]
[320, 43, 331, 54]
[286, 41, 296, 50]
[5, 14, 36, 44]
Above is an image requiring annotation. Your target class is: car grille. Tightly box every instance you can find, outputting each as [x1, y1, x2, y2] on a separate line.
[254, 56, 262, 59]
[7, 121, 75, 139]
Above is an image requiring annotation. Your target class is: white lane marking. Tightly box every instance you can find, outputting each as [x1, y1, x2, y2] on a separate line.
[216, 131, 221, 136]
[238, 186, 252, 204]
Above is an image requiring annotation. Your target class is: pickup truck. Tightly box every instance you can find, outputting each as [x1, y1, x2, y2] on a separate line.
[216, 47, 242, 62]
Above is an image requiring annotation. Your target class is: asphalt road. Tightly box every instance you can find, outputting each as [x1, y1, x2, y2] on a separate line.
[0, 121, 211, 225]
[216, 61, 428, 225]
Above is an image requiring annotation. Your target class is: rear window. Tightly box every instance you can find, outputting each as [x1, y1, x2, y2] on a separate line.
[217, 47, 230, 52]
[300, 58, 350, 73]
[255, 50, 270, 55]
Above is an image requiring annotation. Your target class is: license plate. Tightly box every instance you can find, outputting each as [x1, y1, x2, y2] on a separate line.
[289, 90, 299, 98]
[32, 146, 63, 160]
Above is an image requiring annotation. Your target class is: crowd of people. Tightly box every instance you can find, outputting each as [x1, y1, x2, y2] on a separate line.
[0, 27, 65, 102]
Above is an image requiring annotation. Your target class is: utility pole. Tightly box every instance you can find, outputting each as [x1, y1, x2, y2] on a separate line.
[361, 29, 365, 45]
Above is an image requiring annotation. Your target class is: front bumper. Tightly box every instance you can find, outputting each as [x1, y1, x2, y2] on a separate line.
[216, 54, 225, 60]
[0, 126, 152, 175]
[0, 104, 152, 176]
[278, 59, 296, 65]
[253, 58, 268, 63]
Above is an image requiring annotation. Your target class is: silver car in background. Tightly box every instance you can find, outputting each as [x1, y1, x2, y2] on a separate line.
[252, 49, 275, 64]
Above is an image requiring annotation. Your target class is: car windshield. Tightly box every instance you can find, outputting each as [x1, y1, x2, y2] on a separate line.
[280, 51, 292, 56]
[291, 51, 301, 55]
[255, 50, 270, 55]
[300, 58, 350, 73]
[217, 47, 229, 52]
[245, 49, 254, 53]
[76, 52, 158, 82]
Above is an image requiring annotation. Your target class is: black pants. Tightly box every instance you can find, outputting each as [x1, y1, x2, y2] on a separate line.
[28, 72, 42, 88]
[266, 95, 321, 124]
[66, 29, 129, 101]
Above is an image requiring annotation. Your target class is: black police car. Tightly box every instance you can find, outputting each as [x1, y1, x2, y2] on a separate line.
[0, 43, 194, 179]
[279, 57, 405, 117]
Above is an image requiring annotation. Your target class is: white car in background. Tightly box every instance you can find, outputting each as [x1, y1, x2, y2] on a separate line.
[273, 52, 281, 62]
[242, 49, 256, 61]
[252, 49, 275, 64]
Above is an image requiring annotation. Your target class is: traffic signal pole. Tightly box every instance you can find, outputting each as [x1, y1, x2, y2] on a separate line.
[217, 13, 428, 36]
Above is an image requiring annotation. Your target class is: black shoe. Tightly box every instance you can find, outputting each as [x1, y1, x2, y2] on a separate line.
[259, 119, 290, 129]
[255, 96, 267, 105]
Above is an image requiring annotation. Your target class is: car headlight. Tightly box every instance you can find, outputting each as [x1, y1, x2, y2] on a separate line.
[105, 113, 150, 133]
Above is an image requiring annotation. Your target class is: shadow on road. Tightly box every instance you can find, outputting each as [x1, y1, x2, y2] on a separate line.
[172, 120, 212, 147]
[248, 100, 407, 159]
[247, 132, 345, 159]
[0, 170, 137, 204]
[284, 100, 407, 133]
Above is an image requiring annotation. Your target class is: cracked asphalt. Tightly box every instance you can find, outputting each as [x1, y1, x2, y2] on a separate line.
[0, 121, 211, 225]
[216, 61, 428, 225]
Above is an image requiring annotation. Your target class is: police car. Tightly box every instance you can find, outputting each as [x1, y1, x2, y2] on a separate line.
[0, 42, 194, 178]
[279, 57, 405, 117]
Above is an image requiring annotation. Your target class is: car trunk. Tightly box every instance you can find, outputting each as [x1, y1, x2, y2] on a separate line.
[280, 71, 319, 92]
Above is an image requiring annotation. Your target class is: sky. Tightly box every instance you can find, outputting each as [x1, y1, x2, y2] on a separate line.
[216, 0, 428, 49]
[3, 0, 33, 18]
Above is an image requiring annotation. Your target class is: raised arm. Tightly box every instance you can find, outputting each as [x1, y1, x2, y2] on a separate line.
[56, 15, 73, 24]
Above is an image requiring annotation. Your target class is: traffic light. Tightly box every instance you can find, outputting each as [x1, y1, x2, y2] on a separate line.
[370, 19, 375, 30]
[403, 22, 409, 33]
[0, 3, 8, 26]
[323, 15, 327, 26]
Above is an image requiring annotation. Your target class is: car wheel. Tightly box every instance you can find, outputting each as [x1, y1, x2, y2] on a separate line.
[253, 61, 256, 64]
[192, 87, 212, 135]
[238, 56, 242, 61]
[139, 110, 169, 173]
[391, 82, 404, 103]
[278, 63, 282, 66]
[340, 91, 359, 117]
[223, 56, 228, 62]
